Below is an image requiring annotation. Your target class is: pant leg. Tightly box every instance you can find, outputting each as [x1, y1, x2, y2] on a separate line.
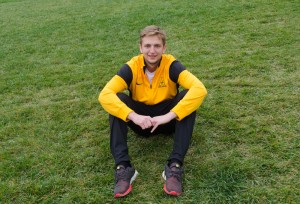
[109, 93, 137, 166]
[109, 93, 159, 165]
[109, 113, 130, 166]
[165, 90, 197, 165]
[168, 111, 196, 165]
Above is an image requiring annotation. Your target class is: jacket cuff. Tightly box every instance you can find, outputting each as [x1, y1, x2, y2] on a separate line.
[119, 107, 133, 122]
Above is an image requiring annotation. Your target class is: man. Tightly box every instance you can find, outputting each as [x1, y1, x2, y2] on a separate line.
[99, 25, 207, 198]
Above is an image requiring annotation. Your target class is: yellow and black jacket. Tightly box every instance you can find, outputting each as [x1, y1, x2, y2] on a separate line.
[99, 54, 207, 121]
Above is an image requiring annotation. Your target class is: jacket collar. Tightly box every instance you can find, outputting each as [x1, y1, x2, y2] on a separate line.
[141, 54, 163, 73]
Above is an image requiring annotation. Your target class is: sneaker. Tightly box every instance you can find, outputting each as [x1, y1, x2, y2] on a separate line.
[114, 165, 138, 198]
[162, 162, 183, 196]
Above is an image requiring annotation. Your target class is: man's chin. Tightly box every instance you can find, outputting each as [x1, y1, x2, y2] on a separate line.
[145, 58, 161, 66]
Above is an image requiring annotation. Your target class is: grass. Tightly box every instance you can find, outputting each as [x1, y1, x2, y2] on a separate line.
[0, 0, 299, 203]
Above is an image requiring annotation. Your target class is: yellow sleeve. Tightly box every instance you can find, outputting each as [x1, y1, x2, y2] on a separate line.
[171, 70, 207, 120]
[98, 75, 133, 121]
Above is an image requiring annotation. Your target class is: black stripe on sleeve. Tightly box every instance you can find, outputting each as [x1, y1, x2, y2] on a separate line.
[169, 60, 186, 83]
[117, 64, 133, 87]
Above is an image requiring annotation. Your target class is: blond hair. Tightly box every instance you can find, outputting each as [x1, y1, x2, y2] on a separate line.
[140, 25, 166, 45]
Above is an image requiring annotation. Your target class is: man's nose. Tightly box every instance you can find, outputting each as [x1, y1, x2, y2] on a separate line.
[149, 46, 155, 52]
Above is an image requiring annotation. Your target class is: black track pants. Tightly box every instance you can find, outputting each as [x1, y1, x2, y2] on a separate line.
[109, 90, 196, 166]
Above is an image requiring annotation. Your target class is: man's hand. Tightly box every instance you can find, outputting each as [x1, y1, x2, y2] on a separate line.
[127, 112, 153, 130]
[150, 112, 177, 133]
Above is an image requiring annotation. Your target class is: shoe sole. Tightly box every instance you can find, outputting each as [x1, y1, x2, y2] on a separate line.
[162, 171, 182, 196]
[114, 170, 138, 198]
[162, 171, 166, 180]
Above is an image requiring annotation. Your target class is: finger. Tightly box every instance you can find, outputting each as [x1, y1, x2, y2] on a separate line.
[147, 119, 154, 128]
[151, 124, 158, 133]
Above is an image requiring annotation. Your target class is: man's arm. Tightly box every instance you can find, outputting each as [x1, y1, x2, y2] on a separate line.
[169, 61, 207, 120]
[99, 76, 132, 122]
[172, 70, 207, 120]
[99, 64, 134, 121]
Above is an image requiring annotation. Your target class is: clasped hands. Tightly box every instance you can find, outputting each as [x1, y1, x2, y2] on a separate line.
[127, 111, 177, 133]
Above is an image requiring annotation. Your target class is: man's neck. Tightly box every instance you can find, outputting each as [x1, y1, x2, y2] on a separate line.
[146, 63, 158, 72]
[144, 58, 162, 73]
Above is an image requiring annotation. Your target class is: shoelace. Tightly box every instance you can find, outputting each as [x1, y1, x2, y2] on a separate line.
[169, 168, 183, 182]
[115, 168, 128, 183]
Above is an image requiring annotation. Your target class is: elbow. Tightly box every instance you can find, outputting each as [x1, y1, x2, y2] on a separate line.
[98, 89, 106, 105]
[203, 87, 208, 97]
[198, 84, 207, 98]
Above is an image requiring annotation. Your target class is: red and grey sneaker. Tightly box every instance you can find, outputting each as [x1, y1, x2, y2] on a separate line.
[114, 165, 138, 198]
[162, 162, 183, 196]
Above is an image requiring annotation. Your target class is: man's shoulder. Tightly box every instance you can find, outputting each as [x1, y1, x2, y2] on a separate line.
[161, 54, 177, 69]
[162, 54, 176, 62]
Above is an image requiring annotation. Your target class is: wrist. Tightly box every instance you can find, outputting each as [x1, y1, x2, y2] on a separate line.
[167, 111, 177, 120]
[127, 111, 135, 121]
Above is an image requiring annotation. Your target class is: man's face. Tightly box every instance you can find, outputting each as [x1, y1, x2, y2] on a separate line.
[140, 35, 166, 67]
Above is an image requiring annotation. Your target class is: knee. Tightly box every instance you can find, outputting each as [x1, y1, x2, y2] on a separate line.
[116, 92, 130, 103]
[177, 90, 188, 100]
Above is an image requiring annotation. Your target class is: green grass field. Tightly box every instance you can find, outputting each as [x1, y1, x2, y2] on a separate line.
[0, 0, 299, 203]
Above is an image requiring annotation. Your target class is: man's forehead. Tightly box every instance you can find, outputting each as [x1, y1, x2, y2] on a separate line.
[141, 35, 163, 44]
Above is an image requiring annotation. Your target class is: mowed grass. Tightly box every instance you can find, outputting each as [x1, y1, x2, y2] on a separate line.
[0, 0, 299, 203]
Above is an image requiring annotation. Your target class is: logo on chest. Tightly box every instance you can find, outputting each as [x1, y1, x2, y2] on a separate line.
[158, 77, 166, 88]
